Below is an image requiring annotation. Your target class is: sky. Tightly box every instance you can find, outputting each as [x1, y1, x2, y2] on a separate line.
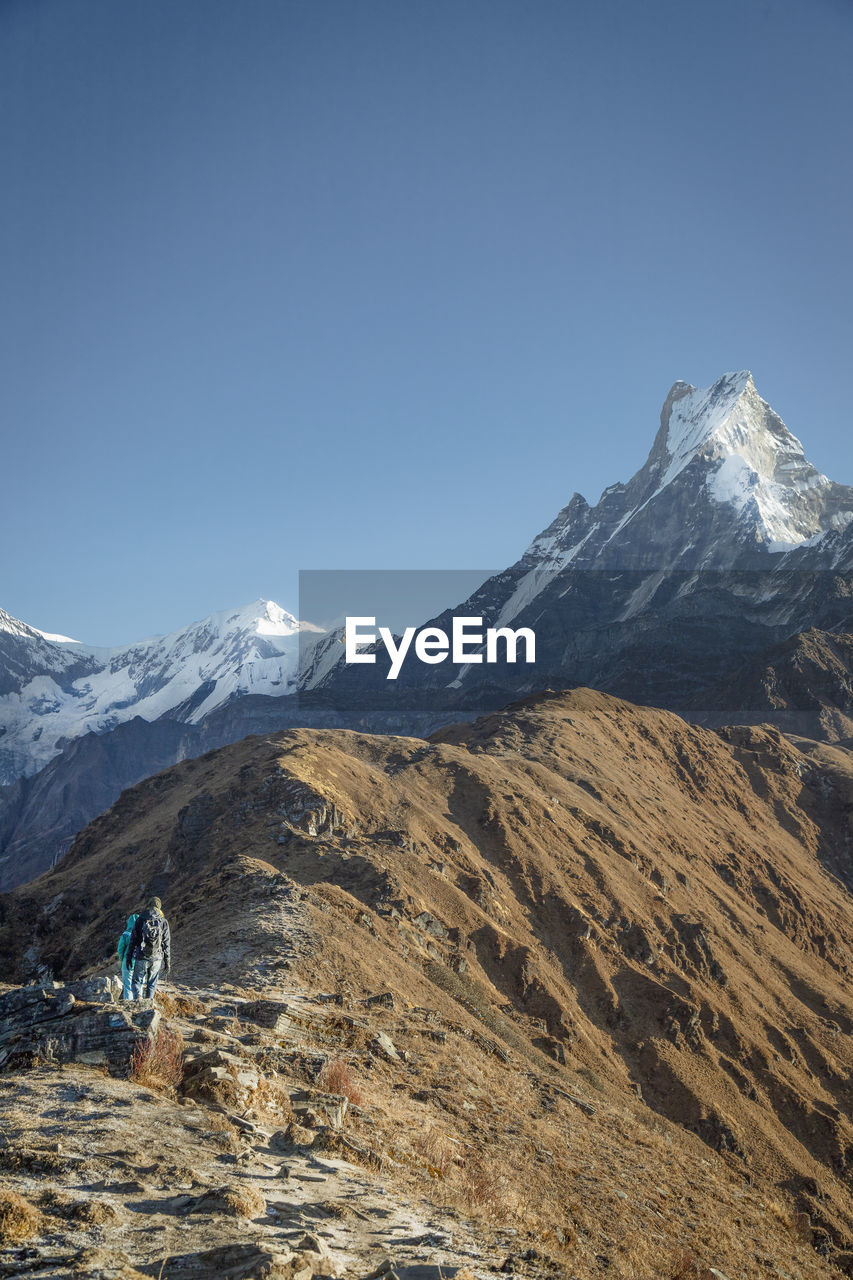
[2, 0, 852, 645]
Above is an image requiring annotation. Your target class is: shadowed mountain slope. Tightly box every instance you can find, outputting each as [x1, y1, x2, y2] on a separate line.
[690, 628, 853, 742]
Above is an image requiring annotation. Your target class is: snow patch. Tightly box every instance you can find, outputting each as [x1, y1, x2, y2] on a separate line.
[33, 629, 80, 645]
[707, 452, 839, 549]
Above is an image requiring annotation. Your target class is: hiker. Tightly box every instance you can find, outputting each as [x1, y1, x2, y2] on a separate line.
[128, 896, 171, 1000]
[117, 911, 139, 1000]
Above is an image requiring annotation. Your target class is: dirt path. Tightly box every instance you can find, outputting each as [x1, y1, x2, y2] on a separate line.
[0, 890, 517, 1280]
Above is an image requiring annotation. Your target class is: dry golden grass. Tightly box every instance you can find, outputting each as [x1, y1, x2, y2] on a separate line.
[129, 1025, 184, 1092]
[576, 1064, 604, 1092]
[665, 1251, 722, 1280]
[411, 1127, 456, 1179]
[155, 991, 207, 1018]
[5, 691, 853, 1278]
[0, 1145, 67, 1177]
[457, 1155, 510, 1222]
[0, 1188, 42, 1243]
[37, 1187, 77, 1216]
[668, 1253, 700, 1279]
[338, 1035, 835, 1280]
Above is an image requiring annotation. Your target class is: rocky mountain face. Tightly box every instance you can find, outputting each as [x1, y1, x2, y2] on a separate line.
[0, 609, 96, 702]
[688, 628, 853, 742]
[0, 716, 199, 890]
[2, 690, 853, 1276]
[3, 372, 853, 891]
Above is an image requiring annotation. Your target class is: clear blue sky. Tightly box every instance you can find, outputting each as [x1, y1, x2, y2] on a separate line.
[2, 0, 851, 644]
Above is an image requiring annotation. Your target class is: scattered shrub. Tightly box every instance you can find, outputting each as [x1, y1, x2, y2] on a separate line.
[0, 1189, 42, 1243]
[423, 959, 529, 1055]
[155, 990, 208, 1017]
[207, 1129, 241, 1155]
[69, 1199, 122, 1225]
[204, 1110, 239, 1136]
[318, 1057, 364, 1106]
[0, 1147, 66, 1177]
[172, 994, 208, 1017]
[129, 1026, 184, 1091]
[668, 1252, 716, 1280]
[37, 1188, 77, 1216]
[220, 1184, 266, 1218]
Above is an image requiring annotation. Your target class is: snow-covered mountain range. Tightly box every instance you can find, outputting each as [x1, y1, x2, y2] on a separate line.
[4, 369, 852, 788]
[0, 600, 323, 786]
[2, 369, 852, 890]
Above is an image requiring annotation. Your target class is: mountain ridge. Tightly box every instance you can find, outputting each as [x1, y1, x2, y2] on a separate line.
[3, 687, 853, 1272]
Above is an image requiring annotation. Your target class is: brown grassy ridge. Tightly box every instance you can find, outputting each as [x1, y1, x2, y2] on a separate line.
[2, 687, 853, 1274]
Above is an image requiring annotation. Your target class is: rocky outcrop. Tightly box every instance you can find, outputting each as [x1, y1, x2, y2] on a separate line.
[0, 979, 160, 1071]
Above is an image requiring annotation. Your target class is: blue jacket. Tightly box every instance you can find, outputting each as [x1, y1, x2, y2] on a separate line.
[117, 914, 138, 967]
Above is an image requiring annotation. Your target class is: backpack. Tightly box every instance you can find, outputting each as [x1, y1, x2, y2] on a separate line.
[138, 912, 162, 958]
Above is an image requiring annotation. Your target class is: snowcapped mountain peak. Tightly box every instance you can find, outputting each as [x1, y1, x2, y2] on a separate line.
[649, 369, 791, 487]
[0, 608, 80, 646]
[251, 597, 325, 637]
[194, 598, 299, 639]
[524, 371, 853, 575]
[649, 371, 846, 548]
[0, 609, 40, 641]
[191, 598, 325, 641]
[255, 599, 296, 634]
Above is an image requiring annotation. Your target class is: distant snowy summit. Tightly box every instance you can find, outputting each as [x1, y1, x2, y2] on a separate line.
[0, 599, 324, 785]
[526, 371, 853, 575]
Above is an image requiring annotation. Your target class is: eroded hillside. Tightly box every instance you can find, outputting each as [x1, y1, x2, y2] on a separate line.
[3, 689, 853, 1277]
